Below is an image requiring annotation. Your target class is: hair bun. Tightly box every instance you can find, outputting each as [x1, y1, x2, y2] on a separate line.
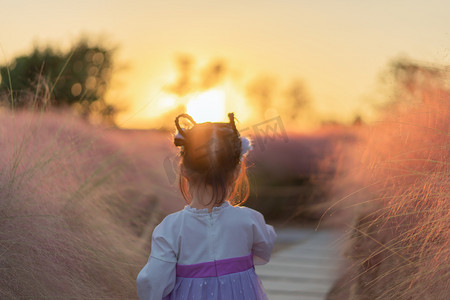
[174, 114, 197, 137]
[228, 112, 238, 135]
[174, 114, 197, 147]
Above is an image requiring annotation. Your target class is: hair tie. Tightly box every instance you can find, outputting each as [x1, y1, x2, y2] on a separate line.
[174, 131, 185, 147]
[240, 136, 253, 161]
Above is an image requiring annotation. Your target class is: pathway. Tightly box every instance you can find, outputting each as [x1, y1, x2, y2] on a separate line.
[255, 227, 346, 300]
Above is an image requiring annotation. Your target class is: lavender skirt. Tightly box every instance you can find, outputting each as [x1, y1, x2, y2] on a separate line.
[164, 253, 267, 300]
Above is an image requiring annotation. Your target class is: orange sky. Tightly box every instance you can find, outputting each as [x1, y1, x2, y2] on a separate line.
[1, 0, 449, 129]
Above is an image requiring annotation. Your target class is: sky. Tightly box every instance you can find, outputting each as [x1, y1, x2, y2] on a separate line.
[1, 0, 449, 129]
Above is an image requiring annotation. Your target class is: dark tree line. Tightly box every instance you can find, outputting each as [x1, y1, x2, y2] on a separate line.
[0, 39, 117, 125]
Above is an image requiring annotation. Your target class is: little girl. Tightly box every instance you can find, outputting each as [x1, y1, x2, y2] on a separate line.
[137, 113, 276, 300]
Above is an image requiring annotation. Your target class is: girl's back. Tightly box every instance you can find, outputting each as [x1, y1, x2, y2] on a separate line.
[138, 201, 275, 299]
[155, 201, 275, 266]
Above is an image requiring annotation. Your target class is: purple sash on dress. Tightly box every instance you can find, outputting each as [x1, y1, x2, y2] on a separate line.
[176, 253, 254, 278]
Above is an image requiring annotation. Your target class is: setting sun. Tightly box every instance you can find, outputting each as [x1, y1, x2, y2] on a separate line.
[186, 89, 226, 123]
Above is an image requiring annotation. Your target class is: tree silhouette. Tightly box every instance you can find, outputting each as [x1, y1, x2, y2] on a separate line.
[245, 76, 276, 119]
[282, 79, 310, 122]
[165, 55, 227, 97]
[199, 59, 226, 90]
[383, 57, 448, 108]
[164, 55, 195, 97]
[0, 39, 116, 122]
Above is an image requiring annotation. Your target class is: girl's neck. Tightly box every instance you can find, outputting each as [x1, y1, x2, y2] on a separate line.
[189, 185, 226, 213]
[189, 197, 216, 213]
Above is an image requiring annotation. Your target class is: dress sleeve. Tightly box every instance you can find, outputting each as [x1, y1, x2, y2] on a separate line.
[250, 210, 277, 265]
[136, 221, 178, 300]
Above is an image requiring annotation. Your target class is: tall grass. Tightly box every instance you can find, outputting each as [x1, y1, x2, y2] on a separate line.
[326, 70, 449, 299]
[0, 107, 179, 298]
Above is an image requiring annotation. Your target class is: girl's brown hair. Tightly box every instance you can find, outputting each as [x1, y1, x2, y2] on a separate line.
[174, 112, 250, 206]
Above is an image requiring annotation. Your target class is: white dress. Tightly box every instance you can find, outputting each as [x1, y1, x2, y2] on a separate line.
[136, 201, 277, 300]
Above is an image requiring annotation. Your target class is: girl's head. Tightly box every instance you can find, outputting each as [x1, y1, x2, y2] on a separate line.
[173, 112, 252, 206]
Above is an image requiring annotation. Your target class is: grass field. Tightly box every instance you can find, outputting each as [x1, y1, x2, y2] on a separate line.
[326, 76, 449, 299]
[0, 110, 180, 298]
[0, 76, 447, 298]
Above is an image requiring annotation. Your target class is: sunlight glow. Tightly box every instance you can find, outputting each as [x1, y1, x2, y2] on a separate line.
[140, 92, 178, 120]
[186, 89, 226, 123]
[158, 95, 176, 109]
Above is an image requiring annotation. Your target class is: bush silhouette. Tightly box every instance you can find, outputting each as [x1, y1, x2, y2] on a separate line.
[0, 39, 116, 121]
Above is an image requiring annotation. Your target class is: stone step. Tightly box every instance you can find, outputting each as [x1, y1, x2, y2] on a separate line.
[256, 228, 345, 300]
[262, 279, 330, 296]
[271, 253, 345, 268]
[260, 259, 341, 271]
[259, 293, 323, 300]
[256, 266, 337, 282]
